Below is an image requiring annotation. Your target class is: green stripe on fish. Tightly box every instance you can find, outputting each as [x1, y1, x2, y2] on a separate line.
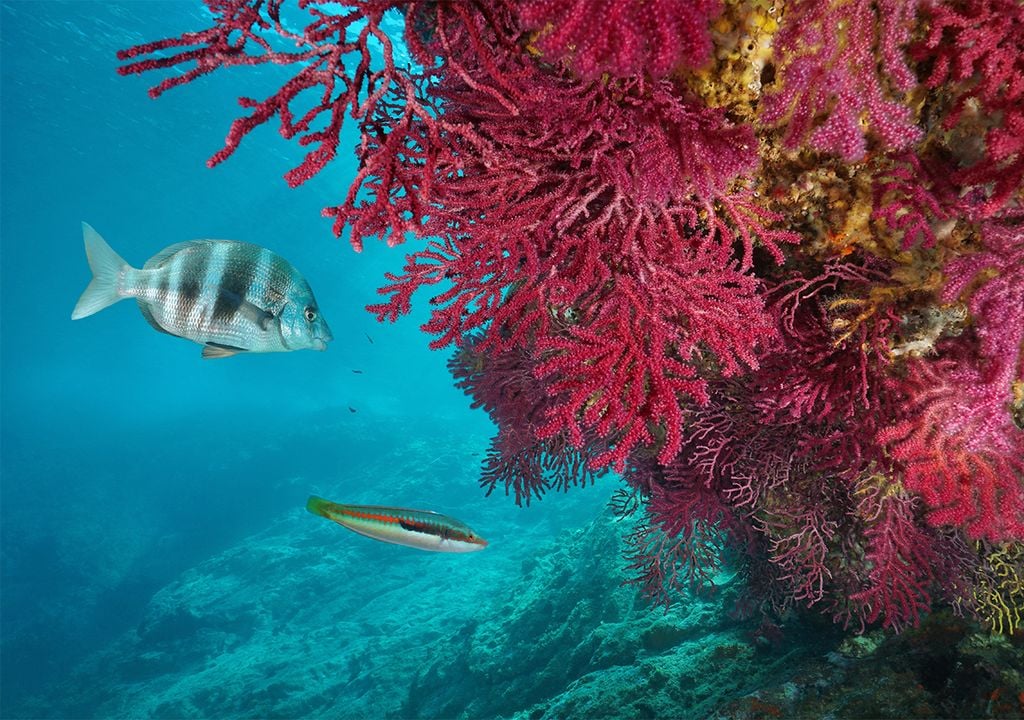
[72, 223, 333, 358]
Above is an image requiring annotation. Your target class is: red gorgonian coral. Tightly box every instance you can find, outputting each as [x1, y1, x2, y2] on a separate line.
[118, 0, 436, 194]
[364, 56, 788, 469]
[877, 220, 1024, 542]
[878, 347, 1024, 542]
[843, 474, 937, 632]
[878, 220, 1023, 542]
[517, 0, 723, 79]
[913, 0, 1024, 217]
[761, 0, 923, 159]
[448, 337, 609, 505]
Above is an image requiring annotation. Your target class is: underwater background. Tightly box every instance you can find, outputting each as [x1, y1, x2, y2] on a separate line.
[2, 2, 1023, 719]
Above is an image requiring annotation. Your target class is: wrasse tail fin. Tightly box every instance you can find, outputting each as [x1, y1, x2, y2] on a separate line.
[72, 222, 130, 319]
[306, 495, 337, 519]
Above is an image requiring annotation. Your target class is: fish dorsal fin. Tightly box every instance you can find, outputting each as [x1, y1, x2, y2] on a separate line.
[136, 300, 178, 337]
[202, 342, 247, 359]
[143, 240, 213, 270]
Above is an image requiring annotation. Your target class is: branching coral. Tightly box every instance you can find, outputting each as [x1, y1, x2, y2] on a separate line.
[760, 0, 923, 160]
[878, 347, 1024, 542]
[449, 337, 609, 505]
[118, 0, 435, 195]
[968, 542, 1024, 635]
[843, 474, 937, 632]
[913, 0, 1024, 217]
[518, 0, 723, 80]
[121, 0, 1024, 633]
[879, 221, 1024, 543]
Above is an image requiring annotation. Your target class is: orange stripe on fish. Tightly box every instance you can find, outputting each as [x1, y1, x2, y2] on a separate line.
[340, 508, 427, 527]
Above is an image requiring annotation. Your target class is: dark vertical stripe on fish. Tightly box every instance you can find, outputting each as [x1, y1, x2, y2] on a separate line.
[176, 244, 210, 329]
[158, 273, 170, 305]
[263, 252, 295, 309]
[213, 242, 257, 325]
[156, 273, 172, 330]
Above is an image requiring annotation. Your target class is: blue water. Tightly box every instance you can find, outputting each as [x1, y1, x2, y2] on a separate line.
[0, 4, 614, 715]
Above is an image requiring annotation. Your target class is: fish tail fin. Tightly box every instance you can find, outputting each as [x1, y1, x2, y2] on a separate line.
[306, 495, 336, 519]
[72, 222, 131, 320]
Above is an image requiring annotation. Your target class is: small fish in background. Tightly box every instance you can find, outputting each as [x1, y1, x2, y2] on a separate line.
[348, 406, 357, 413]
[72, 222, 332, 358]
[352, 369, 363, 374]
[306, 496, 488, 553]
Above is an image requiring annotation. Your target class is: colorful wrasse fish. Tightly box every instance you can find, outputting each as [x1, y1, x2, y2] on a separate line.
[72, 223, 332, 358]
[306, 496, 488, 553]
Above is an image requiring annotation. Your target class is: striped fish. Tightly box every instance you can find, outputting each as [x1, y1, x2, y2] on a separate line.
[72, 223, 332, 358]
[306, 496, 488, 553]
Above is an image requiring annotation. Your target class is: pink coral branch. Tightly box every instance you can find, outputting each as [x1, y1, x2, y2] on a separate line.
[845, 477, 936, 632]
[449, 338, 608, 505]
[756, 503, 838, 606]
[872, 154, 950, 250]
[518, 0, 722, 80]
[878, 349, 1024, 542]
[118, 0, 449, 241]
[761, 0, 923, 159]
[534, 243, 774, 470]
[875, 219, 1024, 542]
[913, 0, 1024, 216]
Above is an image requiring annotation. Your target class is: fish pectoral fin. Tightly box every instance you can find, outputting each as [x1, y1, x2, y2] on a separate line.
[237, 300, 275, 331]
[202, 342, 247, 359]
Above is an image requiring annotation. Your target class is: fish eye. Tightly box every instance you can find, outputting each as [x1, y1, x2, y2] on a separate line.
[304, 307, 317, 322]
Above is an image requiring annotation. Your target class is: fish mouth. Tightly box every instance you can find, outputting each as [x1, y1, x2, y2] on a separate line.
[313, 338, 329, 351]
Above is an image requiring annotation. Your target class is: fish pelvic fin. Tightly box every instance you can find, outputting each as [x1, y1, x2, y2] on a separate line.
[201, 342, 246, 359]
[72, 222, 131, 320]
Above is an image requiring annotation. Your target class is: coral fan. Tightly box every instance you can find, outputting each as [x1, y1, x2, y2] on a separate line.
[912, 0, 1024, 217]
[517, 0, 723, 79]
[879, 220, 1024, 542]
[760, 0, 923, 159]
[121, 0, 1023, 633]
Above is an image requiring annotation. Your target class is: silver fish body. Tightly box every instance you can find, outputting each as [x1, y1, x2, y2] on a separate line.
[72, 223, 332, 358]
